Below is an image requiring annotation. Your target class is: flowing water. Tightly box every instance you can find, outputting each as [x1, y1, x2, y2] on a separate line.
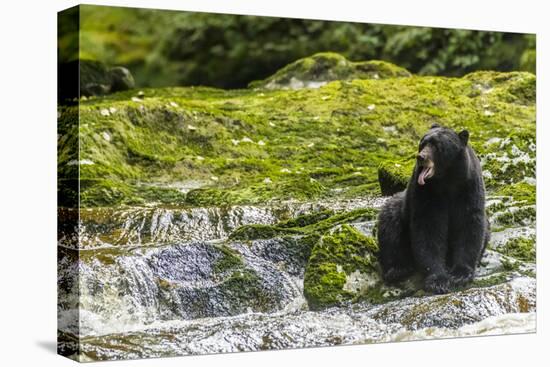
[57, 197, 536, 361]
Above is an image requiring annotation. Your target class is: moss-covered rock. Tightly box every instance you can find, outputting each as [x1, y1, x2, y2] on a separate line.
[497, 236, 536, 262]
[377, 158, 415, 196]
[229, 208, 376, 242]
[249, 52, 410, 89]
[58, 55, 535, 208]
[303, 224, 380, 310]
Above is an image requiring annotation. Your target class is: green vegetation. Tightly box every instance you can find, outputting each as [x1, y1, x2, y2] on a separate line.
[249, 52, 410, 89]
[229, 208, 377, 242]
[227, 208, 380, 309]
[304, 224, 379, 310]
[495, 182, 535, 205]
[213, 244, 244, 274]
[377, 158, 415, 196]
[58, 57, 535, 208]
[497, 236, 536, 262]
[63, 5, 535, 89]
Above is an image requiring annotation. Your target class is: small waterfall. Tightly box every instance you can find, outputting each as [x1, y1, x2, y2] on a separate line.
[58, 195, 536, 361]
[58, 237, 307, 337]
[63, 197, 384, 249]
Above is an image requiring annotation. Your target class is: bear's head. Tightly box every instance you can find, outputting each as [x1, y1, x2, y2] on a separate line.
[416, 124, 469, 185]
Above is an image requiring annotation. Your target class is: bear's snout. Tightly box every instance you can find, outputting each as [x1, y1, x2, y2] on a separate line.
[417, 152, 428, 163]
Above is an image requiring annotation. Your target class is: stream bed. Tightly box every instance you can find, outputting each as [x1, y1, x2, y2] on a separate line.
[57, 197, 536, 361]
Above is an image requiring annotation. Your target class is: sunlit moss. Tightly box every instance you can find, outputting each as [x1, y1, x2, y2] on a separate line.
[498, 236, 536, 262]
[249, 52, 411, 89]
[303, 224, 379, 310]
[57, 58, 535, 208]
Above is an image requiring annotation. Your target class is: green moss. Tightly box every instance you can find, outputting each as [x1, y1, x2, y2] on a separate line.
[212, 244, 244, 274]
[470, 273, 509, 288]
[79, 179, 188, 207]
[481, 131, 536, 190]
[222, 268, 273, 312]
[185, 188, 233, 207]
[303, 224, 379, 310]
[79, 179, 137, 207]
[299, 208, 377, 234]
[378, 158, 415, 196]
[249, 52, 411, 89]
[228, 207, 376, 243]
[505, 74, 536, 105]
[245, 176, 328, 202]
[494, 206, 536, 226]
[498, 236, 536, 262]
[223, 207, 380, 310]
[494, 182, 535, 205]
[62, 59, 535, 208]
[304, 262, 352, 309]
[277, 210, 334, 228]
[501, 257, 521, 272]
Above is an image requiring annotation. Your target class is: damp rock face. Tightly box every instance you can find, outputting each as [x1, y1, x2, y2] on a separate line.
[58, 200, 536, 361]
[61, 276, 535, 361]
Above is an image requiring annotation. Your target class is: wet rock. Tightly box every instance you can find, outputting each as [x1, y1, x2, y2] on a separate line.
[71, 199, 381, 250]
[152, 242, 300, 318]
[65, 277, 535, 361]
[369, 277, 535, 330]
[58, 194, 536, 361]
[59, 241, 303, 334]
[248, 235, 319, 276]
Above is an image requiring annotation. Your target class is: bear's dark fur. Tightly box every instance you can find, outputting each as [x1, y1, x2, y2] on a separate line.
[377, 124, 490, 294]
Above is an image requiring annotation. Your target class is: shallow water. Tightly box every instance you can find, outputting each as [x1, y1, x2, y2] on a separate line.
[59, 276, 536, 361]
[58, 197, 536, 361]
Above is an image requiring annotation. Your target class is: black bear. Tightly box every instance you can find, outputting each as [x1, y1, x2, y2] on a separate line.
[377, 124, 490, 294]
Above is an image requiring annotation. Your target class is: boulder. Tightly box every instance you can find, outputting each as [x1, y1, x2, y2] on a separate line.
[377, 158, 415, 196]
[59, 59, 135, 99]
[249, 52, 411, 89]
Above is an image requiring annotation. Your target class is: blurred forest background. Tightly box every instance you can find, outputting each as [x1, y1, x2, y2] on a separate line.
[60, 5, 536, 89]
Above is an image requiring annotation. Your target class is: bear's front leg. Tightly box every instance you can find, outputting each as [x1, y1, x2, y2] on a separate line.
[449, 206, 486, 287]
[410, 202, 450, 294]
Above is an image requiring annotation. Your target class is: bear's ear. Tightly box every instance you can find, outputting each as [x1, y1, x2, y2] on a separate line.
[430, 123, 440, 129]
[459, 130, 470, 145]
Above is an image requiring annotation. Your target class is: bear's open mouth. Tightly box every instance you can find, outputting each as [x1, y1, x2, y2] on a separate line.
[418, 165, 434, 185]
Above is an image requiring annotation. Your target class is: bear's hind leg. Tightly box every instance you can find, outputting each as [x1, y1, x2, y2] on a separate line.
[449, 209, 487, 287]
[377, 192, 415, 283]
